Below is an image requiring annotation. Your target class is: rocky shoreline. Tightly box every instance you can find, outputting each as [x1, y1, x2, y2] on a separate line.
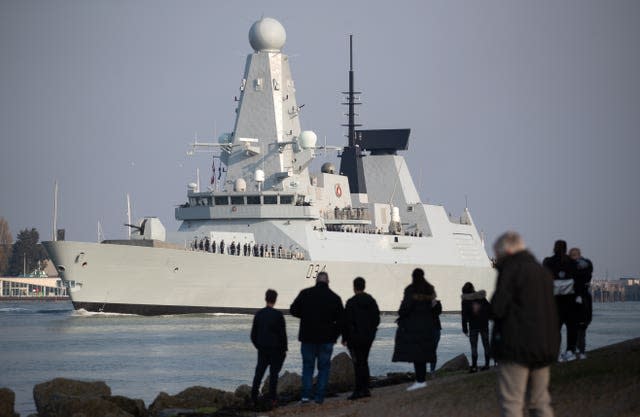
[1, 339, 638, 417]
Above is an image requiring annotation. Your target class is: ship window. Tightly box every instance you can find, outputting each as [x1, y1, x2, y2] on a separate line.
[189, 198, 196, 206]
[230, 196, 245, 205]
[264, 195, 277, 204]
[279, 195, 293, 205]
[214, 196, 229, 205]
[247, 195, 261, 205]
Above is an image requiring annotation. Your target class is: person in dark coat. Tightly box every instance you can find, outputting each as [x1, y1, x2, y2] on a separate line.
[290, 271, 344, 404]
[392, 268, 436, 391]
[569, 247, 593, 359]
[430, 298, 442, 377]
[461, 282, 492, 372]
[491, 231, 559, 417]
[343, 277, 380, 400]
[543, 239, 577, 361]
[250, 289, 287, 408]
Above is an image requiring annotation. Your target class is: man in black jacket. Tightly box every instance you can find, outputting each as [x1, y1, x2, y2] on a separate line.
[290, 271, 344, 404]
[343, 277, 380, 400]
[569, 247, 594, 359]
[491, 231, 559, 417]
[250, 289, 287, 408]
[543, 239, 577, 361]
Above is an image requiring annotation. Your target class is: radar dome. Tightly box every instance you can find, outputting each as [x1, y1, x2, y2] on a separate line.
[298, 130, 318, 149]
[321, 162, 335, 174]
[249, 17, 286, 52]
[234, 178, 247, 192]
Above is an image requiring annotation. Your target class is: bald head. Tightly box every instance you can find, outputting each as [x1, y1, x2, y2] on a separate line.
[316, 271, 329, 283]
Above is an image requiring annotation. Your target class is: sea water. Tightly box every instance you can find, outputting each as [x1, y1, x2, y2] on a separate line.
[1, 301, 639, 416]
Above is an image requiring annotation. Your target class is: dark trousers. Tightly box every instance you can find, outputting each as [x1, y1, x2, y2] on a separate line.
[557, 296, 577, 352]
[251, 349, 286, 402]
[349, 344, 372, 394]
[469, 328, 490, 367]
[413, 361, 427, 383]
[430, 328, 441, 372]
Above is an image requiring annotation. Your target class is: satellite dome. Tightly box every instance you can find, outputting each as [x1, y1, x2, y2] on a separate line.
[321, 162, 335, 174]
[298, 130, 318, 149]
[249, 17, 286, 52]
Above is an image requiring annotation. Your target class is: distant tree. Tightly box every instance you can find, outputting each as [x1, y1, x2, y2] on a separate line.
[0, 217, 12, 275]
[7, 228, 48, 276]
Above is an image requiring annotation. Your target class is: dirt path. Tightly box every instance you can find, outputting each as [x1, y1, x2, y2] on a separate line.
[268, 338, 640, 417]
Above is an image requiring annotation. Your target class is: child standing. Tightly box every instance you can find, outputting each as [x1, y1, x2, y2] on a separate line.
[461, 282, 491, 372]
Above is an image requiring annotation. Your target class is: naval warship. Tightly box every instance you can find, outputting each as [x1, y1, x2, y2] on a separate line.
[43, 17, 495, 315]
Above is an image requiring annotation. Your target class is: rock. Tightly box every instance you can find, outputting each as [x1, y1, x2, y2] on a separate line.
[371, 372, 414, 388]
[0, 387, 19, 417]
[33, 378, 112, 417]
[104, 396, 148, 417]
[328, 352, 354, 393]
[51, 396, 133, 417]
[260, 371, 301, 400]
[233, 384, 251, 407]
[439, 353, 470, 372]
[148, 386, 241, 416]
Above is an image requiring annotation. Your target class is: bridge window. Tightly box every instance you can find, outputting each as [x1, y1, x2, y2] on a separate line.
[214, 196, 229, 205]
[264, 195, 277, 204]
[230, 196, 245, 205]
[247, 195, 261, 205]
[280, 195, 293, 205]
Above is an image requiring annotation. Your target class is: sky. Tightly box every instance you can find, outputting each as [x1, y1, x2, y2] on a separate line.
[1, 0, 638, 279]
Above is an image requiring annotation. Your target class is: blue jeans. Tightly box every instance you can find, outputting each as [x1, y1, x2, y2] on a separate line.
[301, 342, 333, 403]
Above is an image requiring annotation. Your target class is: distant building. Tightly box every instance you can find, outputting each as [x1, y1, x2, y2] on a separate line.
[591, 278, 640, 302]
[0, 260, 70, 299]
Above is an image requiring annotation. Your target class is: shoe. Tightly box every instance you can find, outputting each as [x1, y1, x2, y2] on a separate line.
[300, 398, 310, 404]
[362, 389, 371, 397]
[480, 365, 490, 371]
[271, 399, 279, 409]
[406, 381, 427, 391]
[578, 352, 587, 360]
[562, 351, 576, 362]
[468, 366, 478, 373]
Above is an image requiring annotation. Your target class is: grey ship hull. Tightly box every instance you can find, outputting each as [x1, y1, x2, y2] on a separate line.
[43, 239, 495, 315]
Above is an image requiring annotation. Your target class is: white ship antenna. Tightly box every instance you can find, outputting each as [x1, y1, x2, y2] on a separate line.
[126, 193, 132, 239]
[52, 180, 58, 241]
[465, 194, 468, 210]
[196, 167, 201, 193]
[97, 220, 103, 243]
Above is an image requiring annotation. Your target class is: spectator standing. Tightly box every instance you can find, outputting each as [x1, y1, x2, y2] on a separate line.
[461, 282, 492, 372]
[250, 289, 287, 409]
[290, 272, 344, 404]
[343, 277, 380, 400]
[430, 298, 442, 377]
[392, 268, 437, 391]
[569, 247, 593, 359]
[543, 240, 577, 361]
[491, 232, 559, 417]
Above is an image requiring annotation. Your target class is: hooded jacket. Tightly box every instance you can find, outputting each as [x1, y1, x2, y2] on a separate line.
[392, 283, 437, 363]
[461, 290, 491, 333]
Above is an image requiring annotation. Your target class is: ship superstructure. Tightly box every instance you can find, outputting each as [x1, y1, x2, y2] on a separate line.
[43, 17, 495, 315]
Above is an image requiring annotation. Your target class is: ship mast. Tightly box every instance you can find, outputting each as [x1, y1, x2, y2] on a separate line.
[339, 35, 367, 196]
